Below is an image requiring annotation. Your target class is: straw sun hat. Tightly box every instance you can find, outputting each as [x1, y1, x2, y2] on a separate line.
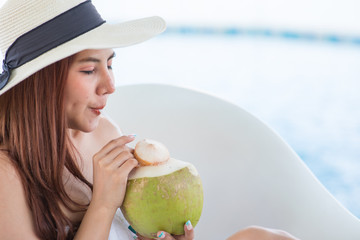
[0, 0, 166, 95]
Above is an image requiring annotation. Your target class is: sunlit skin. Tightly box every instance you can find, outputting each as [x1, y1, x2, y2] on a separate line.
[0, 49, 298, 240]
[62, 49, 195, 240]
[64, 49, 116, 133]
[63, 50, 296, 240]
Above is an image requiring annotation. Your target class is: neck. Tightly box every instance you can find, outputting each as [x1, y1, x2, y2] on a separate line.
[67, 128, 84, 142]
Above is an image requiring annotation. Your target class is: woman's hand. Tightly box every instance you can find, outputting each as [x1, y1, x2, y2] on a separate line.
[226, 226, 299, 240]
[91, 135, 138, 212]
[136, 220, 195, 240]
[75, 135, 138, 239]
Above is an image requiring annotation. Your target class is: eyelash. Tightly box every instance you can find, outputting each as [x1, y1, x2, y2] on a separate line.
[81, 66, 112, 75]
[81, 71, 93, 75]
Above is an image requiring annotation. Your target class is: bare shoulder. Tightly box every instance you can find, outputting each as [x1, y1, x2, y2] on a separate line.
[0, 152, 39, 239]
[93, 115, 123, 142]
[99, 115, 122, 134]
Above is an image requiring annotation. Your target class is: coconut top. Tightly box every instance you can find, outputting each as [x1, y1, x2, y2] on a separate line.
[134, 139, 170, 166]
[131, 138, 199, 179]
[128, 157, 199, 180]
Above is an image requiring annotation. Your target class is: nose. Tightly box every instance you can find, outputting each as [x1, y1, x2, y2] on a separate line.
[97, 69, 115, 95]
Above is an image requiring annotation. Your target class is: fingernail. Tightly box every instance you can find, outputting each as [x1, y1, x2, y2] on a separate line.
[186, 220, 193, 230]
[157, 231, 165, 239]
[128, 134, 137, 139]
[128, 225, 136, 234]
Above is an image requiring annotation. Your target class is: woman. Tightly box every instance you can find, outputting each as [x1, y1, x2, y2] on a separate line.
[0, 0, 298, 239]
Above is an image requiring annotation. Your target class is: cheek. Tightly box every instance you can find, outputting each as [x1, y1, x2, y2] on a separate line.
[66, 89, 90, 110]
[65, 76, 92, 103]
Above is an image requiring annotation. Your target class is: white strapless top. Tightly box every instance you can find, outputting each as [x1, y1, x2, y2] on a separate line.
[108, 208, 135, 240]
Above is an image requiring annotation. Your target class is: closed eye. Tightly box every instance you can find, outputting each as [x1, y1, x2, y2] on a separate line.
[81, 70, 94, 75]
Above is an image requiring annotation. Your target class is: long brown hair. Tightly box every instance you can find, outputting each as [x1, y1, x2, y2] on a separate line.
[0, 57, 92, 239]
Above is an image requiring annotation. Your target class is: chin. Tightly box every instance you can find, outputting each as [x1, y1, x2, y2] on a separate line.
[69, 119, 100, 133]
[83, 122, 99, 133]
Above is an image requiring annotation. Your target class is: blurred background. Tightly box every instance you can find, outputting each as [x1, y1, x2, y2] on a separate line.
[93, 0, 360, 218]
[1, 0, 360, 218]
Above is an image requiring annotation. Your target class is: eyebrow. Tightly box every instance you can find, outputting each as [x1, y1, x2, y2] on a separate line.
[78, 51, 116, 63]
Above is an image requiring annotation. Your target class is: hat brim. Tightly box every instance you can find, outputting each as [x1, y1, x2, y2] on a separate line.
[0, 16, 166, 95]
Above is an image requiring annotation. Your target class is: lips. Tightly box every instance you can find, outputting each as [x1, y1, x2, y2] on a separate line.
[90, 105, 105, 116]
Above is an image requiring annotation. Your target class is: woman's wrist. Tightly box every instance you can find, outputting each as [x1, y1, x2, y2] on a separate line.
[74, 201, 117, 240]
[87, 196, 119, 215]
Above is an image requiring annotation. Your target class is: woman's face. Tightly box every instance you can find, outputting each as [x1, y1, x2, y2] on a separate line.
[64, 49, 116, 132]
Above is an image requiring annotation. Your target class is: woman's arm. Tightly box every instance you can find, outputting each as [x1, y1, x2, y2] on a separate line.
[73, 201, 116, 240]
[226, 226, 300, 240]
[74, 135, 138, 240]
[0, 154, 39, 240]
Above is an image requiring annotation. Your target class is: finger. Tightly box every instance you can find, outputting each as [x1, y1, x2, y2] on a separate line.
[135, 234, 153, 240]
[96, 145, 128, 165]
[116, 158, 138, 178]
[94, 135, 136, 159]
[184, 220, 194, 240]
[109, 151, 134, 168]
[156, 231, 177, 240]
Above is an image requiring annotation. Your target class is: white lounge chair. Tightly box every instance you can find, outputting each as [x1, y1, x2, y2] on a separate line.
[105, 83, 360, 240]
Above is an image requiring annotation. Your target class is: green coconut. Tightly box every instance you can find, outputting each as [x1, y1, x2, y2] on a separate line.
[121, 139, 204, 239]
